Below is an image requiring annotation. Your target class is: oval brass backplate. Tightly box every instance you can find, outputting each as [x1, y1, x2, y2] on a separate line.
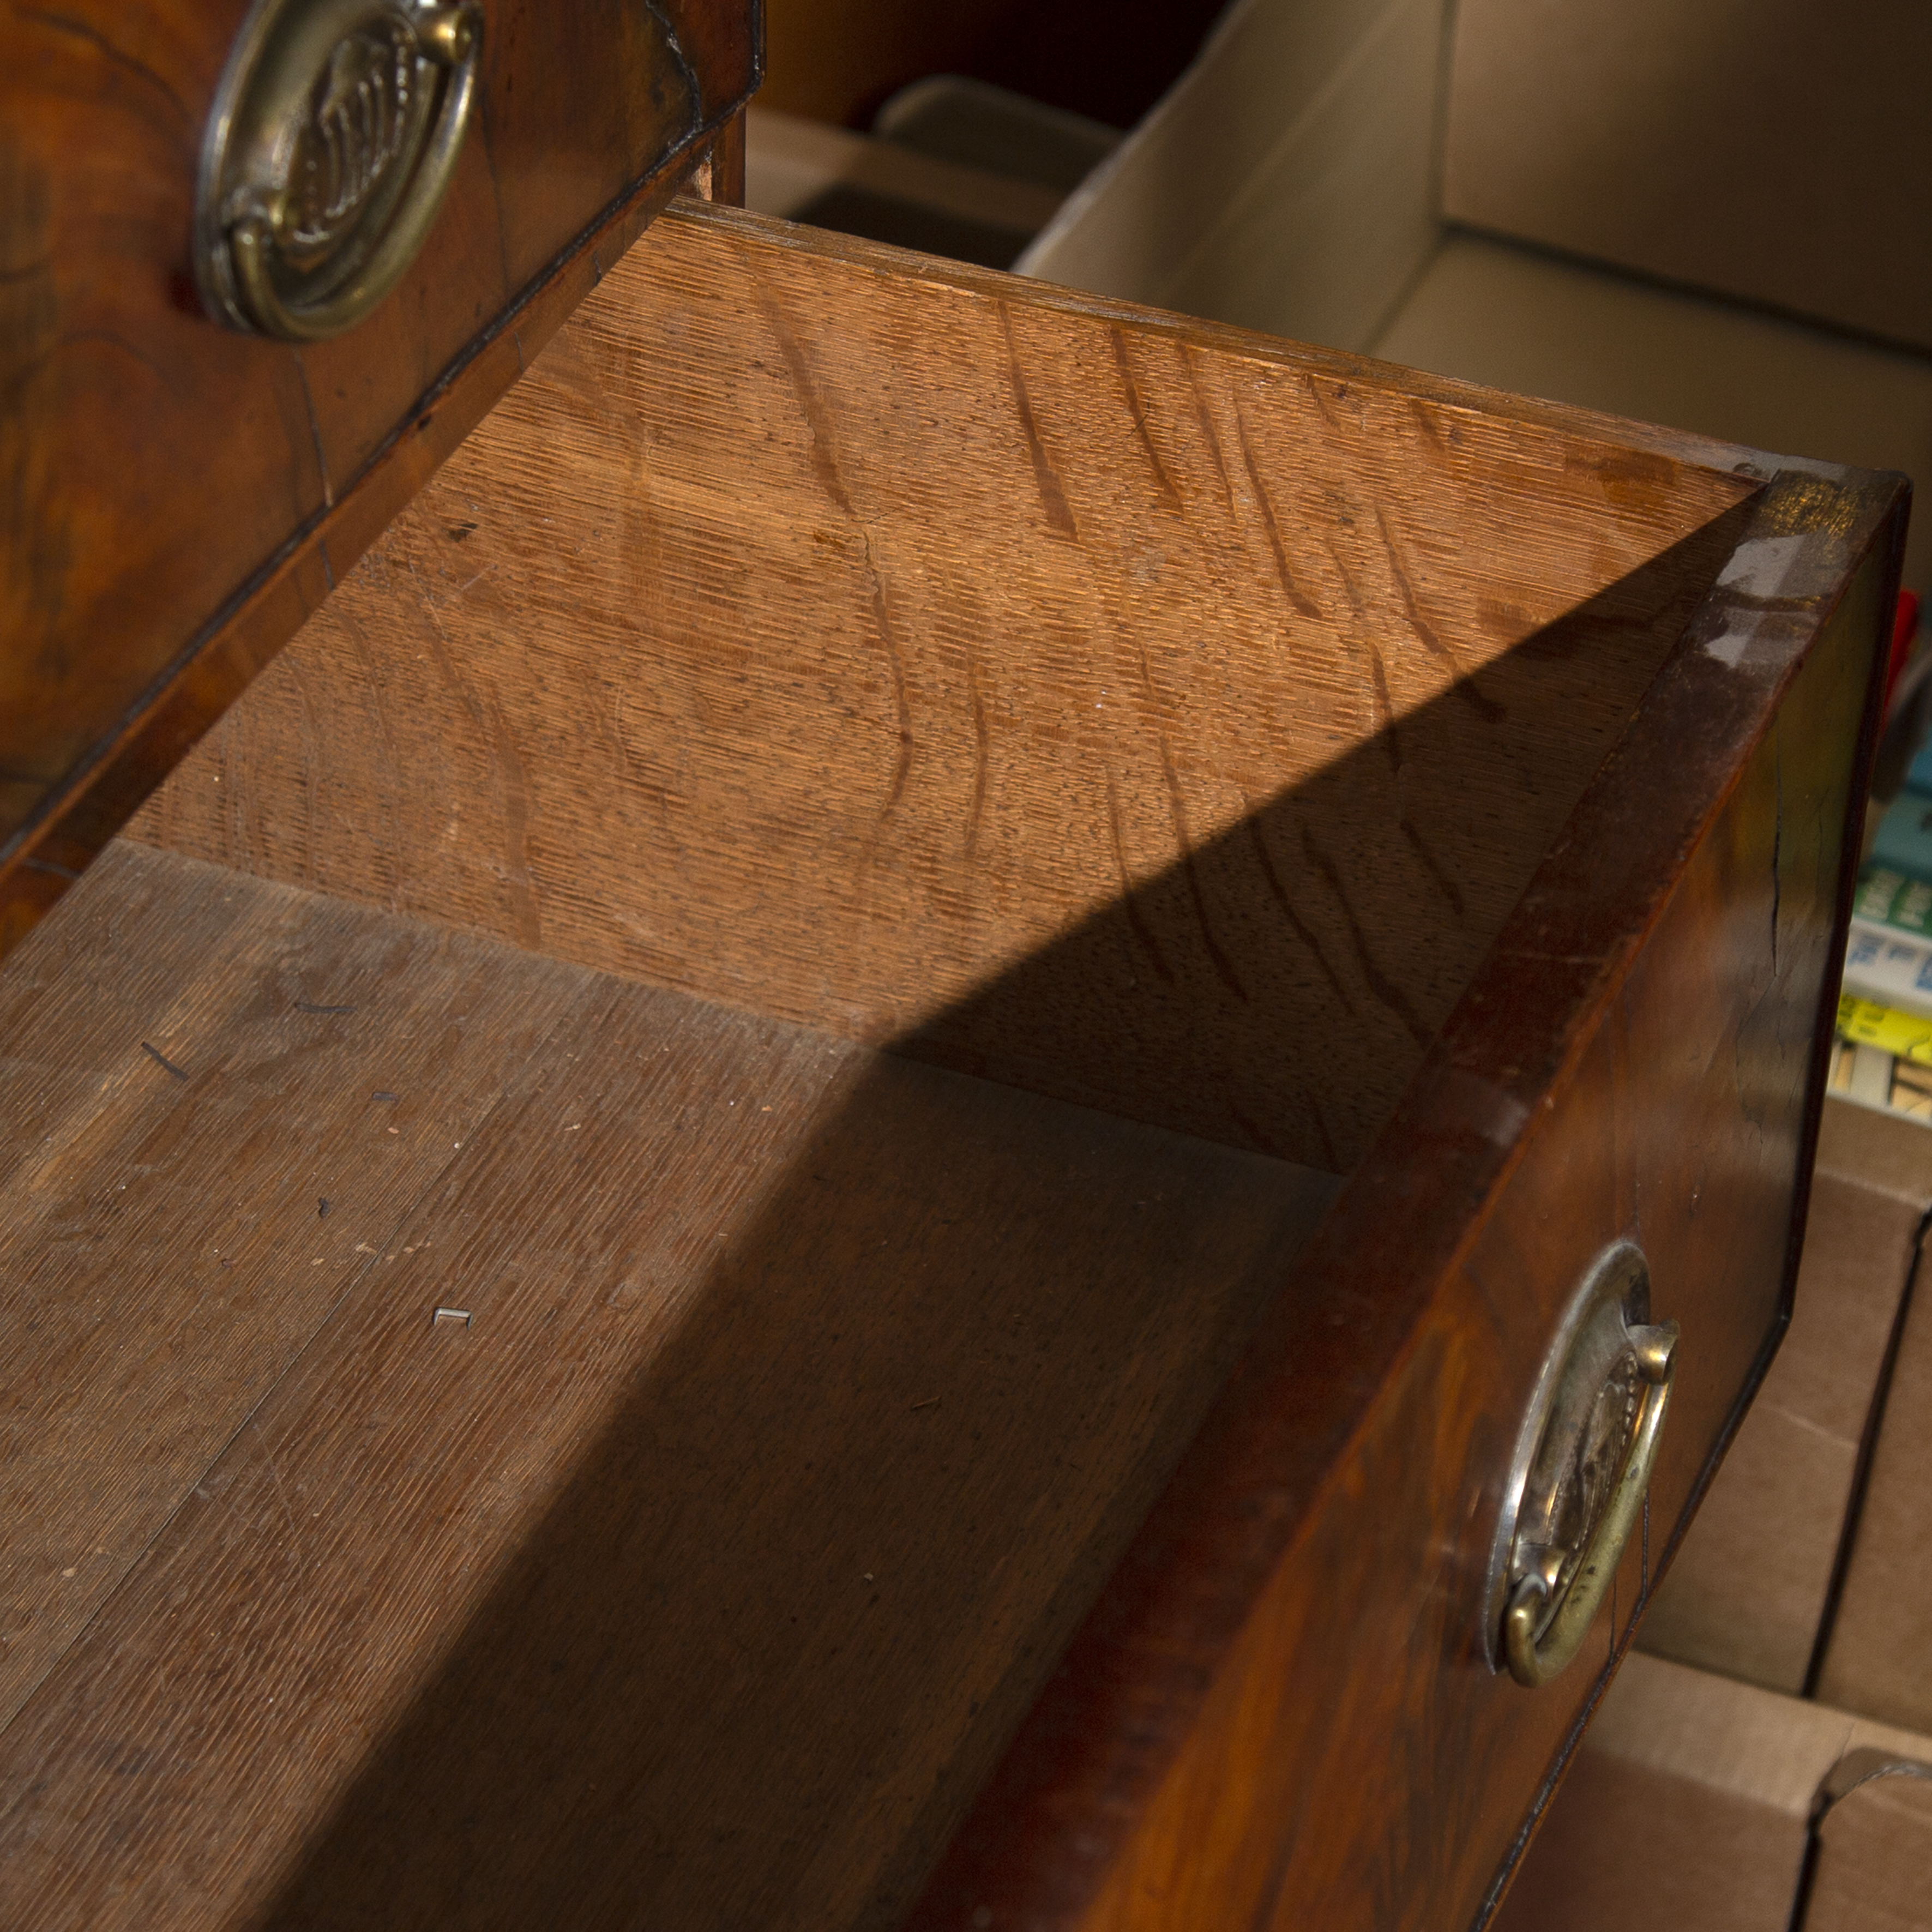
[196, 0, 483, 340]
[1484, 1242, 1678, 1688]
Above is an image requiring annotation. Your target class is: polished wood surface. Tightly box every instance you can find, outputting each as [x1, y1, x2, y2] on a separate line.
[0, 840, 1337, 1929]
[5, 209, 1905, 1928]
[0, 0, 757, 959]
[133, 202, 1752, 1174]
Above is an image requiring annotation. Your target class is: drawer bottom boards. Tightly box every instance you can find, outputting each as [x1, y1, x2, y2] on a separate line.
[0, 839, 1334, 1929]
[0, 206, 1904, 1929]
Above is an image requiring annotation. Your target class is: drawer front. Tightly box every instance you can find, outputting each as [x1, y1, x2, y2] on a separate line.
[910, 484, 1901, 1930]
[0, 0, 754, 947]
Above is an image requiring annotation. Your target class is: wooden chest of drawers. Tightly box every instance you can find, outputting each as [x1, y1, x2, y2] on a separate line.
[0, 13, 1909, 1931]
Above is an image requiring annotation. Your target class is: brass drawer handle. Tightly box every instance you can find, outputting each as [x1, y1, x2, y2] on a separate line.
[196, 0, 484, 341]
[1485, 1242, 1679, 1689]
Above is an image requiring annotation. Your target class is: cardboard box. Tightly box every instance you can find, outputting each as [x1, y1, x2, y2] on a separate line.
[1639, 1097, 1932, 1693]
[1501, 1093, 1932, 1928]
[1492, 1653, 1932, 1932]
[1019, 0, 1932, 589]
[1817, 1140, 1932, 1728]
[1441, 0, 1932, 356]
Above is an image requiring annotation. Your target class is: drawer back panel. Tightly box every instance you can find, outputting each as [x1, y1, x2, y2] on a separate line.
[132, 204, 1755, 1171]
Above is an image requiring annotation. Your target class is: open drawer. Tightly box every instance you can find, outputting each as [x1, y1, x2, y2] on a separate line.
[0, 204, 1906, 1930]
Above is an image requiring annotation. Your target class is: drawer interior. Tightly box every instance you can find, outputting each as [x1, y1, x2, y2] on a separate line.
[0, 206, 1765, 1929]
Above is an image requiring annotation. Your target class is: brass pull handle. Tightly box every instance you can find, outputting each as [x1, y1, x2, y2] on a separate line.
[196, 0, 484, 341]
[1484, 1243, 1680, 1689]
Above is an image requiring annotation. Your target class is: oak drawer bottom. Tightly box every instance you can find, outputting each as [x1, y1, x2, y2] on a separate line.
[0, 840, 1335, 1932]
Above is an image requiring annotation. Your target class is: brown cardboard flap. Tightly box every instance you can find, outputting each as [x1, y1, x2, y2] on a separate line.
[1817, 1111, 1932, 1730]
[1808, 1751, 1932, 1931]
[1444, 0, 1932, 354]
[1815, 1096, 1932, 1213]
[1639, 1100, 1932, 1692]
[1495, 1656, 1932, 1932]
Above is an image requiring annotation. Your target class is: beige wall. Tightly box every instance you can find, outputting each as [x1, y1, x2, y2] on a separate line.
[1446, 0, 1932, 354]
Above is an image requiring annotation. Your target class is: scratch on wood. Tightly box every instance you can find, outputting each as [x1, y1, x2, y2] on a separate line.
[18, 7, 194, 133]
[1180, 346, 1234, 508]
[1242, 815, 1352, 1012]
[862, 533, 914, 817]
[1233, 406, 1321, 621]
[141, 1041, 188, 1081]
[254, 1421, 300, 1537]
[1364, 636, 1401, 773]
[484, 691, 542, 951]
[330, 602, 408, 828]
[1324, 539, 1403, 774]
[1303, 372, 1344, 434]
[1110, 325, 1181, 509]
[759, 284, 912, 815]
[1177, 818, 1249, 1002]
[1374, 505, 1505, 723]
[1000, 306, 1078, 540]
[406, 557, 539, 935]
[964, 636, 990, 862]
[1305, 1096, 1342, 1171]
[1401, 816, 1467, 920]
[1301, 823, 1433, 1047]
[1105, 769, 1173, 985]
[293, 352, 333, 509]
[759, 287, 853, 520]
[1136, 641, 1247, 1002]
[474, 98, 515, 300]
[1223, 1096, 1284, 1159]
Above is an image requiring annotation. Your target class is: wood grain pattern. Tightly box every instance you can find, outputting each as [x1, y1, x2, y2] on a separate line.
[0, 0, 757, 955]
[0, 839, 1337, 1931]
[905, 473, 1905, 1931]
[134, 202, 1755, 1173]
